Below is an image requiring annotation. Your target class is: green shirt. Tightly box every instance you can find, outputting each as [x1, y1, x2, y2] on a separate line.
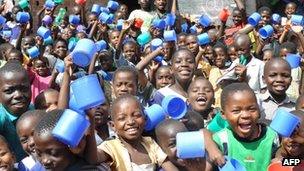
[213, 126, 279, 171]
[0, 104, 34, 161]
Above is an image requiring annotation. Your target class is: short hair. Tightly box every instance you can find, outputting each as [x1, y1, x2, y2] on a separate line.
[53, 38, 68, 48]
[34, 109, 64, 136]
[0, 135, 12, 151]
[123, 40, 138, 49]
[183, 111, 205, 131]
[110, 94, 142, 119]
[221, 83, 254, 110]
[178, 32, 187, 38]
[264, 58, 291, 75]
[0, 43, 14, 59]
[258, 6, 272, 15]
[0, 61, 28, 78]
[213, 42, 227, 54]
[156, 65, 171, 76]
[33, 57, 50, 67]
[34, 89, 58, 110]
[16, 110, 46, 128]
[113, 66, 138, 84]
[279, 42, 297, 54]
[188, 76, 213, 93]
[155, 119, 187, 142]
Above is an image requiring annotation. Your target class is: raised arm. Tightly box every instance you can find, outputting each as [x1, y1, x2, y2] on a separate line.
[57, 56, 73, 109]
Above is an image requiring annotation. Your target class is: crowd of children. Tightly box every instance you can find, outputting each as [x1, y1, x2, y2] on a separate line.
[0, 0, 304, 170]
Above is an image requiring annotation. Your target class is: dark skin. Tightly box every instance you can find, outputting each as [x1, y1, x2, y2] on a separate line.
[234, 34, 251, 81]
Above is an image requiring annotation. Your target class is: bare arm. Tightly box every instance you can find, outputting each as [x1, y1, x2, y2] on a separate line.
[237, 24, 254, 34]
[88, 53, 99, 75]
[135, 47, 163, 71]
[88, 20, 98, 39]
[57, 56, 73, 109]
[115, 20, 133, 59]
[161, 159, 179, 171]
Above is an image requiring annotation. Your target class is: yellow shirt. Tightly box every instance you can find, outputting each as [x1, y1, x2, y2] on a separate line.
[209, 67, 223, 108]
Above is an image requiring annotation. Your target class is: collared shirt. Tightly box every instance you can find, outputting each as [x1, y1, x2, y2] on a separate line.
[257, 91, 295, 125]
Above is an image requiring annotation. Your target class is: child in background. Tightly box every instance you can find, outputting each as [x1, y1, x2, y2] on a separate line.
[284, 2, 297, 20]
[96, 95, 178, 170]
[0, 135, 17, 171]
[227, 45, 238, 62]
[6, 48, 24, 64]
[212, 83, 279, 171]
[128, 0, 154, 32]
[154, 66, 174, 90]
[262, 48, 274, 63]
[16, 110, 46, 171]
[296, 95, 304, 110]
[34, 88, 59, 112]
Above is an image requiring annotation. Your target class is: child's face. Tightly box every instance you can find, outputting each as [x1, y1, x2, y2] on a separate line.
[0, 139, 15, 171]
[171, 51, 196, 84]
[204, 45, 214, 62]
[139, 0, 150, 10]
[111, 98, 145, 141]
[232, 10, 243, 25]
[113, 72, 137, 97]
[154, 0, 167, 11]
[109, 31, 120, 47]
[264, 60, 291, 96]
[262, 50, 274, 63]
[17, 116, 40, 156]
[61, 28, 73, 41]
[33, 59, 49, 77]
[259, 10, 271, 27]
[228, 46, 238, 61]
[285, 3, 296, 19]
[223, 90, 260, 139]
[186, 35, 199, 55]
[123, 44, 137, 62]
[34, 132, 73, 171]
[188, 79, 214, 113]
[213, 47, 227, 68]
[234, 37, 251, 58]
[54, 41, 67, 60]
[99, 54, 113, 71]
[155, 67, 173, 89]
[282, 137, 304, 157]
[0, 72, 31, 116]
[91, 103, 109, 127]
[279, 48, 290, 58]
[21, 37, 35, 53]
[163, 42, 174, 61]
[44, 91, 59, 112]
[7, 52, 23, 63]
[177, 35, 186, 48]
[118, 5, 128, 15]
[76, 32, 86, 39]
[88, 14, 97, 26]
[151, 27, 163, 39]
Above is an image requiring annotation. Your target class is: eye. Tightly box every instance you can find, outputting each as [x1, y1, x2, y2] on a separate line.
[3, 88, 14, 94]
[232, 109, 241, 114]
[0, 151, 7, 157]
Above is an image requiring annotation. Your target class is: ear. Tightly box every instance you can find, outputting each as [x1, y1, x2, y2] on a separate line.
[262, 75, 266, 84]
[221, 109, 227, 120]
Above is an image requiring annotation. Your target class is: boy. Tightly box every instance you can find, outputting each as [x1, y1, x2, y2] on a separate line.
[128, 0, 154, 32]
[0, 61, 32, 161]
[212, 83, 279, 171]
[257, 58, 295, 125]
[0, 135, 17, 171]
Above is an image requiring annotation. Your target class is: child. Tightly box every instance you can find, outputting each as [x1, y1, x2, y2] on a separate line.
[16, 110, 45, 171]
[227, 45, 238, 62]
[285, 2, 297, 20]
[262, 48, 274, 63]
[257, 58, 294, 124]
[212, 83, 280, 171]
[96, 95, 178, 170]
[33, 109, 109, 170]
[34, 88, 59, 112]
[154, 66, 174, 90]
[128, 0, 154, 32]
[0, 61, 32, 161]
[177, 32, 187, 48]
[6, 48, 23, 63]
[0, 135, 17, 171]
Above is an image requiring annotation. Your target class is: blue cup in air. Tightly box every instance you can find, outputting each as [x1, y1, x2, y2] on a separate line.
[272, 13, 281, 24]
[44, 0, 55, 10]
[137, 32, 152, 46]
[71, 38, 97, 67]
[99, 12, 111, 24]
[199, 15, 211, 28]
[0, 15, 7, 26]
[144, 104, 166, 131]
[165, 13, 176, 27]
[52, 109, 90, 148]
[2, 30, 12, 38]
[37, 26, 51, 39]
[291, 15, 304, 26]
[248, 12, 261, 27]
[16, 12, 30, 24]
[176, 131, 205, 159]
[95, 40, 107, 52]
[68, 39, 77, 52]
[151, 38, 163, 50]
[152, 19, 166, 30]
[55, 59, 64, 73]
[69, 89, 85, 115]
[116, 19, 124, 31]
[181, 23, 188, 33]
[270, 108, 300, 137]
[218, 156, 247, 171]
[27, 46, 40, 59]
[69, 15, 80, 25]
[71, 74, 105, 110]
[91, 4, 101, 15]
[190, 25, 197, 34]
[286, 53, 301, 69]
[162, 95, 187, 119]
[197, 33, 211, 45]
[42, 15, 53, 26]
[163, 30, 177, 42]
[258, 25, 274, 39]
[100, 7, 110, 14]
[107, 0, 119, 11]
[43, 35, 53, 45]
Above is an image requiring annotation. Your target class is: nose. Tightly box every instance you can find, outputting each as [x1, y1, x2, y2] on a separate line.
[126, 117, 135, 125]
[41, 155, 52, 167]
[13, 90, 24, 100]
[28, 137, 35, 150]
[240, 110, 251, 119]
[120, 84, 128, 92]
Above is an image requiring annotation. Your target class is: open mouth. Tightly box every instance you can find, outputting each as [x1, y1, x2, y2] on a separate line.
[238, 122, 252, 132]
[196, 96, 207, 105]
[273, 84, 286, 91]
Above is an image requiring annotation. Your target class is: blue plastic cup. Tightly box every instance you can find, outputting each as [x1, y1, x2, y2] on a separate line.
[43, 35, 53, 45]
[0, 15, 7, 26]
[55, 59, 64, 73]
[165, 13, 176, 27]
[91, 4, 101, 15]
[219, 156, 246, 171]
[42, 15, 53, 26]
[144, 104, 166, 131]
[100, 7, 110, 14]
[286, 53, 301, 69]
[16, 12, 30, 24]
[116, 19, 124, 31]
[2, 30, 12, 38]
[95, 40, 107, 52]
[162, 95, 187, 119]
[154, 56, 163, 63]
[199, 15, 211, 28]
[248, 12, 261, 27]
[137, 32, 151, 46]
[107, 0, 119, 11]
[99, 12, 111, 24]
[71, 74, 106, 110]
[197, 33, 211, 45]
[108, 13, 115, 24]
[258, 25, 274, 39]
[176, 131, 205, 159]
[52, 109, 90, 148]
[69, 15, 80, 25]
[163, 30, 177, 42]
[68, 39, 77, 52]
[37, 26, 51, 39]
[272, 13, 281, 24]
[270, 109, 300, 137]
[291, 15, 304, 26]
[27, 46, 40, 59]
[45, 0, 55, 10]
[69, 89, 86, 115]
[71, 38, 97, 67]
[181, 23, 188, 33]
[151, 38, 163, 51]
[152, 19, 166, 30]
[190, 25, 197, 34]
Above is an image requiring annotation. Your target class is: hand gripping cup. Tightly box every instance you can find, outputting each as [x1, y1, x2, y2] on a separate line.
[70, 74, 106, 110]
[18, 0, 29, 9]
[144, 104, 166, 131]
[219, 156, 246, 171]
[69, 15, 80, 25]
[272, 13, 281, 24]
[152, 19, 166, 30]
[258, 25, 274, 39]
[44, 0, 55, 10]
[219, 8, 230, 22]
[137, 32, 151, 46]
[27, 46, 40, 59]
[43, 36, 53, 45]
[267, 162, 293, 171]
[197, 33, 211, 45]
[52, 109, 90, 148]
[116, 19, 124, 31]
[162, 95, 187, 119]
[71, 38, 97, 67]
[199, 15, 211, 28]
[176, 131, 205, 159]
[165, 13, 176, 27]
[95, 40, 107, 52]
[42, 15, 53, 26]
[107, 0, 119, 11]
[163, 30, 177, 42]
[151, 38, 164, 62]
[291, 15, 304, 26]
[248, 12, 261, 27]
[55, 59, 64, 73]
[286, 53, 301, 69]
[134, 18, 144, 29]
[16, 12, 30, 24]
[270, 108, 300, 137]
[91, 4, 101, 15]
[37, 26, 51, 39]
